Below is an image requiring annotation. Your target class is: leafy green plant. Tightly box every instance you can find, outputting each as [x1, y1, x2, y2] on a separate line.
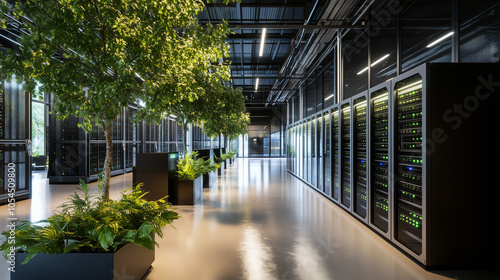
[0, 179, 179, 264]
[215, 152, 235, 163]
[0, 0, 235, 201]
[227, 150, 237, 159]
[177, 152, 220, 180]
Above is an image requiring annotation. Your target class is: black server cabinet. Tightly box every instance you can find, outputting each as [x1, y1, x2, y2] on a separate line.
[331, 106, 340, 201]
[323, 110, 331, 197]
[50, 105, 146, 183]
[316, 114, 323, 192]
[124, 106, 140, 172]
[49, 112, 88, 184]
[352, 92, 368, 221]
[368, 81, 392, 239]
[392, 63, 500, 267]
[88, 110, 124, 181]
[0, 77, 31, 205]
[339, 100, 352, 210]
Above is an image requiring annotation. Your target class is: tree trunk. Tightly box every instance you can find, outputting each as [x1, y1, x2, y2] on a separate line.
[182, 123, 188, 156]
[102, 121, 113, 201]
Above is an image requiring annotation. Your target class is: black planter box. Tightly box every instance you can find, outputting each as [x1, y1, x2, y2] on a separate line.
[133, 152, 178, 202]
[174, 176, 203, 205]
[218, 162, 224, 175]
[12, 243, 154, 280]
[32, 155, 47, 170]
[194, 149, 213, 188]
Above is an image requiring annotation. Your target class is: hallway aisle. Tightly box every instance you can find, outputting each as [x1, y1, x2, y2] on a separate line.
[146, 158, 492, 280]
[1, 158, 498, 280]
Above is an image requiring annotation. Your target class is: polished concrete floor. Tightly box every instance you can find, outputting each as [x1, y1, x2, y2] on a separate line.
[1, 158, 499, 280]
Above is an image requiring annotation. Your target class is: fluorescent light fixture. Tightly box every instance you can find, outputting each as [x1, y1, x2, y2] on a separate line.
[324, 94, 334, 101]
[426, 32, 454, 48]
[357, 54, 390, 75]
[259, 28, 267, 57]
[255, 78, 259, 91]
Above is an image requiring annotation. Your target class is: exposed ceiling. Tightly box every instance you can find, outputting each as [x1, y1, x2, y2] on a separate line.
[199, 0, 369, 107]
[0, 0, 373, 108]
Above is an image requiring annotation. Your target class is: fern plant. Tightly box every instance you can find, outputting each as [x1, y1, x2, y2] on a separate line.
[177, 151, 220, 180]
[0, 178, 179, 264]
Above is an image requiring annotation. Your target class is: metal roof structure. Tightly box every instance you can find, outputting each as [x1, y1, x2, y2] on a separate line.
[199, 0, 369, 107]
[0, 0, 373, 107]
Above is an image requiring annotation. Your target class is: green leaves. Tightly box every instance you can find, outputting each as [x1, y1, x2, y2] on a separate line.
[177, 151, 220, 180]
[0, 180, 180, 264]
[0, 0, 236, 201]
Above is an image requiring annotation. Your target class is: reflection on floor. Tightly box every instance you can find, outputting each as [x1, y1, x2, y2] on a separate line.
[1, 159, 499, 280]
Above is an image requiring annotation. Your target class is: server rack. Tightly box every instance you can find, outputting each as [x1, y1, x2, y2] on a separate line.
[368, 81, 392, 239]
[88, 110, 124, 180]
[339, 99, 352, 210]
[317, 113, 324, 192]
[352, 91, 368, 221]
[50, 105, 178, 183]
[391, 63, 500, 267]
[49, 114, 88, 183]
[311, 117, 317, 187]
[323, 109, 332, 197]
[124, 106, 141, 172]
[286, 62, 500, 268]
[331, 105, 340, 201]
[0, 78, 31, 205]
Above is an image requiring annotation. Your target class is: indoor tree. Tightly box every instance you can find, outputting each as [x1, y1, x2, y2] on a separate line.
[0, 0, 233, 201]
[202, 84, 250, 151]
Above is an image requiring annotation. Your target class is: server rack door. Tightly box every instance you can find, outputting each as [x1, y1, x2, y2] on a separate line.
[298, 122, 303, 178]
[307, 119, 312, 184]
[353, 95, 367, 219]
[332, 107, 340, 201]
[311, 118, 317, 187]
[288, 126, 291, 170]
[394, 74, 424, 256]
[369, 85, 391, 235]
[317, 114, 323, 191]
[340, 101, 352, 209]
[302, 121, 306, 179]
[324, 111, 331, 196]
[292, 126, 296, 174]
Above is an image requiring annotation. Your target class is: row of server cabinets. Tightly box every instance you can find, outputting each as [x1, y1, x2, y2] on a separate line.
[0, 79, 31, 204]
[49, 105, 179, 183]
[286, 63, 499, 268]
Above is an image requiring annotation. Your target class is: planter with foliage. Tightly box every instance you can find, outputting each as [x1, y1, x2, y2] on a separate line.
[0, 180, 179, 279]
[175, 152, 219, 204]
[11, 242, 153, 280]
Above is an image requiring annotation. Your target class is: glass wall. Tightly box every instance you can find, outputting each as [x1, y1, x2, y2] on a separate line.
[401, 0, 452, 72]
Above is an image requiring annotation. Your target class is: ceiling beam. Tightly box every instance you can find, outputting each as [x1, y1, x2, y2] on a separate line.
[231, 75, 304, 79]
[228, 24, 364, 30]
[227, 33, 294, 40]
[204, 3, 306, 8]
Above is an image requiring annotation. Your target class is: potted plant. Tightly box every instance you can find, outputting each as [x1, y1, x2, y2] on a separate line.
[175, 152, 219, 205]
[31, 151, 47, 171]
[0, 178, 179, 280]
[227, 150, 237, 164]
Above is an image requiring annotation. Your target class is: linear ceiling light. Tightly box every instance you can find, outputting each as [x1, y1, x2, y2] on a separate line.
[324, 94, 334, 101]
[357, 54, 390, 75]
[255, 78, 259, 91]
[259, 28, 267, 57]
[426, 32, 454, 48]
